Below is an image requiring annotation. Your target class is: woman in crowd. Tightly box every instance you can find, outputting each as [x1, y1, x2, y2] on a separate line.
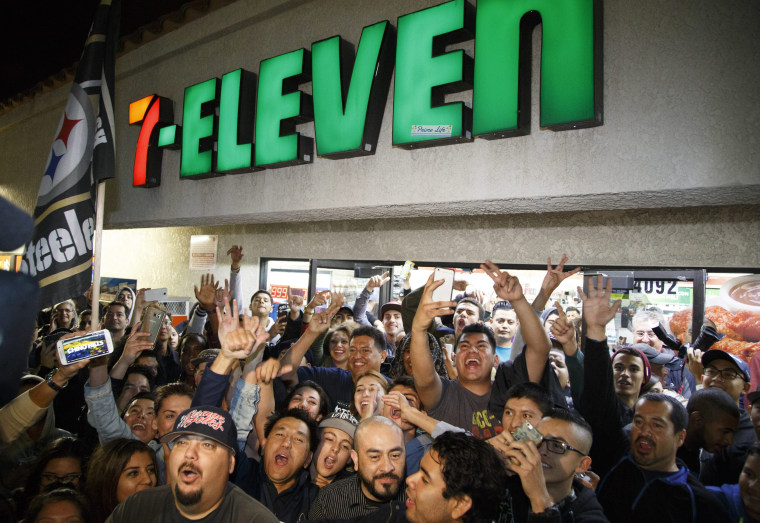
[320, 322, 357, 370]
[351, 370, 389, 420]
[85, 439, 159, 523]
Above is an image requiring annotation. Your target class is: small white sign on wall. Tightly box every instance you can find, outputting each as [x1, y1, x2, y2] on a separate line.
[190, 235, 217, 270]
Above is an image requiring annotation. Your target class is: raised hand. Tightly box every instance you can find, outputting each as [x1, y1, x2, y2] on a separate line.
[304, 290, 329, 314]
[214, 278, 234, 310]
[481, 260, 525, 303]
[550, 302, 577, 352]
[411, 273, 457, 333]
[577, 275, 621, 340]
[194, 274, 220, 311]
[227, 245, 244, 269]
[255, 357, 282, 385]
[365, 271, 390, 292]
[288, 289, 304, 313]
[578, 276, 620, 328]
[307, 292, 344, 334]
[217, 296, 258, 360]
[541, 254, 581, 295]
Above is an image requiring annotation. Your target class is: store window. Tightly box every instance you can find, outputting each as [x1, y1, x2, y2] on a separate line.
[259, 257, 760, 364]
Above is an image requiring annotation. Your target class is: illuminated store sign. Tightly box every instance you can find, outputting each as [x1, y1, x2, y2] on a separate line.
[129, 0, 602, 188]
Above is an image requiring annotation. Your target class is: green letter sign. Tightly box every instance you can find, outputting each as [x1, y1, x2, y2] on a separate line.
[473, 0, 602, 137]
[217, 69, 260, 174]
[312, 21, 396, 158]
[255, 49, 314, 168]
[180, 78, 219, 178]
[393, 0, 475, 149]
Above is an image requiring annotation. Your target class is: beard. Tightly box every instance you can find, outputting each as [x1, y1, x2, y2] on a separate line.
[174, 482, 202, 507]
[359, 470, 402, 502]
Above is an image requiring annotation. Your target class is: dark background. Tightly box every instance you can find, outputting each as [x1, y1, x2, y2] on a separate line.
[1, 0, 192, 102]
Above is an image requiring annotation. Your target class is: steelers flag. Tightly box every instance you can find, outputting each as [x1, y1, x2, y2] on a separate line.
[19, 0, 121, 308]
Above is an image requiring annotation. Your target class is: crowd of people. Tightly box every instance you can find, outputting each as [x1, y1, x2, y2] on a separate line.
[0, 246, 757, 522]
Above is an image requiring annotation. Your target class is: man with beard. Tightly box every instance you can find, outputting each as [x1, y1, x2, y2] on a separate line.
[107, 406, 278, 522]
[308, 416, 406, 519]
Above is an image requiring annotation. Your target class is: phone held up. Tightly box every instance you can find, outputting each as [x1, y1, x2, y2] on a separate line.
[57, 330, 115, 365]
[139, 305, 167, 344]
[431, 267, 455, 302]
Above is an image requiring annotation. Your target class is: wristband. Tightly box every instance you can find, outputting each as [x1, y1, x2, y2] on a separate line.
[230, 265, 240, 273]
[45, 369, 68, 392]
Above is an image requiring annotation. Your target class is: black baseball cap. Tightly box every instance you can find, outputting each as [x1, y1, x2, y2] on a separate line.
[634, 343, 672, 365]
[702, 349, 750, 382]
[160, 406, 237, 453]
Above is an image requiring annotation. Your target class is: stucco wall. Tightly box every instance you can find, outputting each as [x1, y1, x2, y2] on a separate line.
[2, 0, 759, 279]
[100, 204, 760, 298]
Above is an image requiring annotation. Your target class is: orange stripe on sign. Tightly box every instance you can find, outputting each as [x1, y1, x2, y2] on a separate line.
[129, 95, 154, 124]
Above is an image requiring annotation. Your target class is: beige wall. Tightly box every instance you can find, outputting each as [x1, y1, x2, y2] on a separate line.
[2, 0, 759, 289]
[100, 204, 759, 298]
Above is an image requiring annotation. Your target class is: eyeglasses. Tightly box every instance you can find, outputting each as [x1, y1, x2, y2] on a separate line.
[539, 438, 586, 456]
[704, 367, 745, 381]
[40, 472, 81, 485]
[634, 330, 656, 339]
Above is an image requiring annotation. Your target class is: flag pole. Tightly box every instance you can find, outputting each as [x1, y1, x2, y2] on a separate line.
[90, 180, 106, 328]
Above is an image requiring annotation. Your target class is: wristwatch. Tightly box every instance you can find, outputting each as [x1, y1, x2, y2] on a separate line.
[45, 369, 68, 392]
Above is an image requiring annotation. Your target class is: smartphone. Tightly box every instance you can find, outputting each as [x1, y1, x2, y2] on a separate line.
[277, 303, 290, 318]
[512, 420, 543, 445]
[57, 329, 114, 365]
[140, 305, 167, 344]
[431, 268, 455, 302]
[143, 288, 168, 302]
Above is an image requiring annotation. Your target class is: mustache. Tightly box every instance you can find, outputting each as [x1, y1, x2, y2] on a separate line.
[374, 473, 401, 481]
[179, 461, 200, 473]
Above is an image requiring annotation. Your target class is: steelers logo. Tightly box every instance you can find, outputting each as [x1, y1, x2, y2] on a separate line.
[37, 82, 95, 207]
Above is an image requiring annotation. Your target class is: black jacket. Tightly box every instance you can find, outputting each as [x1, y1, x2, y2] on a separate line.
[578, 338, 633, 479]
[597, 455, 730, 522]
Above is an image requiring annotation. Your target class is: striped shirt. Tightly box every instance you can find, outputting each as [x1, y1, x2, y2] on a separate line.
[308, 475, 407, 520]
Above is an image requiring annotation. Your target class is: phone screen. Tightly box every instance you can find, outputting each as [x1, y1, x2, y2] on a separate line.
[57, 330, 114, 365]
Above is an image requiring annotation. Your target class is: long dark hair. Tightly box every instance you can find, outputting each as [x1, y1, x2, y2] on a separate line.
[85, 439, 159, 523]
